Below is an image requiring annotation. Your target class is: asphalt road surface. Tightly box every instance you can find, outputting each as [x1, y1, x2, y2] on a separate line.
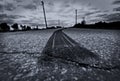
[41, 29, 119, 70]
[0, 29, 120, 81]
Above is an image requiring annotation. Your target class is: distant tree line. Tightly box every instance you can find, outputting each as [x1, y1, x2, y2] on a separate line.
[0, 23, 10, 32]
[0, 22, 62, 32]
[0, 23, 32, 32]
[73, 21, 120, 29]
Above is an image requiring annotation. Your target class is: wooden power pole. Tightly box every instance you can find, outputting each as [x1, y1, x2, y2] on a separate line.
[58, 20, 60, 26]
[41, 0, 48, 28]
[75, 9, 77, 24]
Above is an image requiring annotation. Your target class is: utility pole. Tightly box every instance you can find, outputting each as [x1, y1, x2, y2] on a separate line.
[58, 20, 60, 26]
[41, 0, 48, 28]
[75, 9, 77, 24]
[83, 17, 85, 21]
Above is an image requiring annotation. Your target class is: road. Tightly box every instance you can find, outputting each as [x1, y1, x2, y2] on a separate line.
[0, 29, 120, 81]
[41, 29, 99, 68]
[40, 29, 120, 70]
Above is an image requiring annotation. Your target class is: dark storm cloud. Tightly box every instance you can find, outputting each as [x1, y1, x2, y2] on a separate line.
[97, 14, 108, 18]
[5, 3, 16, 11]
[0, 14, 24, 19]
[20, 20, 33, 23]
[0, 2, 16, 12]
[14, 0, 22, 3]
[47, 20, 58, 26]
[33, 0, 42, 6]
[0, 0, 119, 26]
[23, 4, 37, 10]
[85, 12, 96, 16]
[0, 14, 15, 24]
[59, 14, 73, 18]
[113, 7, 120, 11]
[0, 13, 25, 24]
[85, 10, 101, 16]
[0, 14, 8, 19]
[0, 4, 3, 12]
[97, 13, 120, 22]
[105, 13, 120, 22]
[0, 19, 15, 24]
[48, 2, 54, 6]
[113, 0, 120, 5]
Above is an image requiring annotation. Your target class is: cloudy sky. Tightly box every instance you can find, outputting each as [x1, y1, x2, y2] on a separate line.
[0, 0, 120, 27]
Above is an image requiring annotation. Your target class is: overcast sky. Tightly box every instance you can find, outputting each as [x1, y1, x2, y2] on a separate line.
[0, 0, 120, 27]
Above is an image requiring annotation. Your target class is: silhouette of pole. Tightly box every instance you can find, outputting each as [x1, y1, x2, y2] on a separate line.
[41, 0, 48, 28]
[83, 17, 85, 21]
[58, 20, 60, 26]
[75, 9, 77, 24]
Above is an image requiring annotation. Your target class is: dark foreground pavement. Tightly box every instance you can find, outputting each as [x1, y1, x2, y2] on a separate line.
[0, 29, 120, 81]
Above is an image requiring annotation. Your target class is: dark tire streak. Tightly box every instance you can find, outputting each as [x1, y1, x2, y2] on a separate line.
[41, 29, 120, 71]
